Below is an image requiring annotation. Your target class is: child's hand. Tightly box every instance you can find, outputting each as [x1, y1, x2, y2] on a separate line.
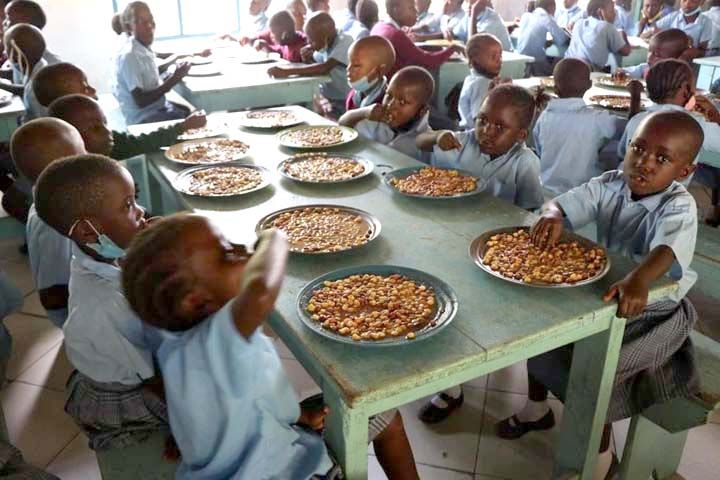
[313, 93, 333, 116]
[626, 79, 644, 97]
[451, 44, 466, 56]
[438, 131, 462, 150]
[182, 110, 207, 131]
[239, 36, 251, 46]
[195, 48, 212, 57]
[300, 45, 315, 63]
[443, 29, 454, 42]
[690, 95, 720, 124]
[267, 66, 290, 78]
[253, 39, 269, 51]
[603, 275, 649, 318]
[368, 103, 386, 122]
[530, 211, 563, 249]
[171, 62, 192, 81]
[297, 404, 330, 432]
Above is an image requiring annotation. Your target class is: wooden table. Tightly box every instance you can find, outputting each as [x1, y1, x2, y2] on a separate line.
[695, 56, 720, 91]
[0, 95, 24, 142]
[130, 106, 676, 479]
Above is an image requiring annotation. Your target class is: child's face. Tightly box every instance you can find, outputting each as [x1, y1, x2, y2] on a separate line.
[312, 0, 330, 12]
[600, 1, 616, 22]
[381, 79, 427, 129]
[474, 95, 527, 157]
[270, 22, 294, 45]
[90, 169, 146, 249]
[289, 1, 307, 30]
[681, 0, 701, 13]
[643, 0, 661, 18]
[66, 71, 99, 101]
[347, 47, 382, 84]
[130, 5, 155, 46]
[70, 105, 114, 156]
[391, 0, 418, 27]
[443, 0, 463, 15]
[469, 42, 502, 78]
[647, 38, 685, 66]
[250, 0, 270, 16]
[308, 26, 332, 51]
[3, 4, 28, 32]
[416, 0, 432, 13]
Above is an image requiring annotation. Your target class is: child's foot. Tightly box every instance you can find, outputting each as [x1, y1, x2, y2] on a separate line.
[418, 389, 464, 424]
[495, 400, 555, 439]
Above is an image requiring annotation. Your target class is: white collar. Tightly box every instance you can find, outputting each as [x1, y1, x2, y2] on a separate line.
[72, 243, 121, 283]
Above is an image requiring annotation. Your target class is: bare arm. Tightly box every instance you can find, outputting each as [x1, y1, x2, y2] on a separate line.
[416, 129, 461, 152]
[338, 104, 382, 127]
[131, 62, 190, 108]
[267, 58, 340, 79]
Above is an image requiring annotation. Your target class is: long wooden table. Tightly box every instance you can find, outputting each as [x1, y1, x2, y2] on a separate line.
[130, 106, 676, 479]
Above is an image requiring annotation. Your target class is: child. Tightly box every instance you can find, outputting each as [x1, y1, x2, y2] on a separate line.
[458, 33, 505, 129]
[564, 0, 631, 71]
[13, 118, 86, 328]
[4, 23, 48, 120]
[114, 1, 191, 125]
[616, 28, 689, 79]
[287, 0, 307, 31]
[247, 10, 308, 63]
[638, 0, 673, 37]
[34, 154, 167, 451]
[347, 0, 379, 40]
[555, 0, 584, 30]
[414, 0, 467, 43]
[335, 0, 360, 33]
[497, 110, 702, 480]
[516, 0, 570, 77]
[340, 65, 433, 160]
[344, 35, 395, 111]
[534, 58, 624, 194]
[307, 0, 330, 13]
[613, 0, 635, 34]
[468, 0, 513, 51]
[405, 0, 441, 36]
[243, 0, 271, 35]
[2, 0, 60, 71]
[268, 12, 353, 116]
[651, 0, 712, 60]
[121, 214, 420, 479]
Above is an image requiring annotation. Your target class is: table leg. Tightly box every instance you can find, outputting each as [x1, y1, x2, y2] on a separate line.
[323, 389, 369, 480]
[554, 316, 627, 479]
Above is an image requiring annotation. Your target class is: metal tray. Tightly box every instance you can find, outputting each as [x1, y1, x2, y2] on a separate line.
[297, 265, 458, 346]
[173, 163, 270, 197]
[235, 109, 305, 129]
[178, 121, 227, 141]
[164, 138, 251, 166]
[594, 75, 635, 89]
[588, 95, 649, 111]
[278, 153, 374, 184]
[383, 166, 488, 199]
[276, 125, 358, 149]
[256, 204, 381, 254]
[469, 226, 611, 288]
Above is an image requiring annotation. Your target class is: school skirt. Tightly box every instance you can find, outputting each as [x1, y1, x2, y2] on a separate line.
[528, 298, 699, 423]
[65, 370, 168, 451]
[0, 441, 59, 479]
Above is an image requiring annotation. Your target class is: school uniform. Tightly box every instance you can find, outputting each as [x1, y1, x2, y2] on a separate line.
[555, 4, 584, 29]
[614, 5, 636, 34]
[656, 10, 713, 48]
[345, 77, 387, 111]
[312, 31, 353, 114]
[457, 71, 492, 129]
[565, 16, 627, 70]
[22, 58, 48, 122]
[530, 170, 699, 421]
[11, 49, 60, 85]
[253, 30, 308, 63]
[356, 110, 430, 161]
[431, 133, 544, 209]
[414, 10, 441, 34]
[705, 6, 720, 53]
[622, 61, 648, 79]
[534, 97, 624, 194]
[242, 12, 269, 35]
[346, 20, 370, 40]
[440, 9, 468, 43]
[638, 5, 674, 36]
[516, 7, 569, 76]
[334, 8, 356, 33]
[470, 8, 513, 51]
[64, 245, 166, 450]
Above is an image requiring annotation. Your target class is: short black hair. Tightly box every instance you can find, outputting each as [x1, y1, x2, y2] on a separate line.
[6, 0, 46, 29]
[392, 65, 435, 101]
[587, 0, 610, 18]
[646, 58, 693, 103]
[48, 94, 103, 125]
[33, 62, 85, 107]
[122, 1, 149, 27]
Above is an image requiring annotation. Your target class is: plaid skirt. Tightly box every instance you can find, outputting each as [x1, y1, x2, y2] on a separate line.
[0, 442, 59, 479]
[529, 298, 699, 422]
[65, 370, 168, 451]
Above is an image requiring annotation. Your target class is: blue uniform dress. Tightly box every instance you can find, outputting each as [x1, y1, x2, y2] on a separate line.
[440, 9, 468, 43]
[622, 62, 648, 79]
[555, 4, 585, 29]
[414, 10, 441, 34]
[705, 7, 720, 53]
[655, 10, 713, 48]
[313, 31, 354, 114]
[157, 302, 333, 479]
[457, 71, 492, 129]
[356, 110, 431, 161]
[614, 5, 636, 34]
[565, 16, 627, 70]
[533, 97, 624, 194]
[470, 8, 513, 51]
[431, 133, 544, 209]
[516, 7, 569, 76]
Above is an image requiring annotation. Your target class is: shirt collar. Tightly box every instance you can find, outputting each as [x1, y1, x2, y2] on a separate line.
[547, 97, 587, 111]
[606, 173, 679, 212]
[131, 36, 153, 53]
[647, 103, 686, 113]
[399, 109, 430, 135]
[72, 243, 122, 283]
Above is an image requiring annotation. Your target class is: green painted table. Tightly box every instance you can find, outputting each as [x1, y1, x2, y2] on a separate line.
[130, 106, 676, 479]
[695, 56, 720, 92]
[0, 96, 24, 142]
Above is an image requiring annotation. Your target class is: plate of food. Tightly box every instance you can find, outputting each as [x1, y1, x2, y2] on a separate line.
[588, 95, 645, 111]
[164, 138, 250, 166]
[297, 265, 458, 346]
[235, 109, 304, 129]
[256, 205, 380, 254]
[189, 55, 212, 66]
[469, 227, 610, 288]
[538, 76, 555, 89]
[277, 125, 358, 149]
[178, 120, 227, 141]
[278, 153, 373, 184]
[173, 163, 270, 197]
[594, 73, 640, 89]
[418, 39, 464, 47]
[384, 166, 486, 199]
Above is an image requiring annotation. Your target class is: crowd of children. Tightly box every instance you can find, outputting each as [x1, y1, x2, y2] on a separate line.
[0, 0, 717, 479]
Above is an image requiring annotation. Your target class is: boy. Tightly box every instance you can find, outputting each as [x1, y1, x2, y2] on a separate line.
[468, 0, 513, 51]
[348, 0, 379, 40]
[268, 12, 353, 116]
[497, 110, 702, 480]
[243, 0, 271, 35]
[287, 0, 307, 31]
[344, 35, 395, 111]
[613, 0, 635, 34]
[616, 28, 689, 79]
[651, 0, 712, 60]
[564, 0, 631, 71]
[534, 58, 624, 194]
[114, 1, 191, 125]
[638, 0, 673, 37]
[458, 33, 505, 129]
[405, 0, 441, 36]
[248, 10, 308, 63]
[340, 65, 433, 160]
[121, 215, 420, 479]
[2, 0, 60, 74]
[308, 0, 330, 13]
[555, 0, 584, 30]
[4, 23, 48, 120]
[414, 0, 467, 43]
[516, 0, 570, 76]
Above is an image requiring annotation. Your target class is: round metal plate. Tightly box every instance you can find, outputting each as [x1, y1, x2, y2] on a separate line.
[164, 138, 251, 166]
[297, 265, 458, 346]
[235, 109, 304, 129]
[178, 122, 227, 141]
[173, 163, 270, 197]
[277, 153, 374, 184]
[469, 226, 612, 288]
[276, 125, 358, 149]
[383, 167, 488, 199]
[256, 204, 381, 254]
[588, 95, 650, 111]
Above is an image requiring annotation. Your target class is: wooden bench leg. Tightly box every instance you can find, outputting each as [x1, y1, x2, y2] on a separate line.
[618, 415, 688, 480]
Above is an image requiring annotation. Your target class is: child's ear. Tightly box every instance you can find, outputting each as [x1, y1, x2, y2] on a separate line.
[178, 287, 218, 320]
[69, 219, 99, 245]
[678, 162, 697, 180]
[517, 128, 529, 143]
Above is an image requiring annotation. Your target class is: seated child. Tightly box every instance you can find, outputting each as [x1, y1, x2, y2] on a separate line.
[344, 35, 395, 111]
[268, 12, 353, 116]
[121, 215, 420, 480]
[564, 0, 631, 71]
[415, 0, 467, 43]
[468, 0, 514, 52]
[347, 0, 379, 40]
[34, 154, 167, 451]
[707, 0, 720, 56]
[335, 0, 360, 33]
[496, 110, 702, 480]
[4, 23, 48, 120]
[637, 0, 673, 37]
[246, 11, 308, 63]
[616, 28, 689, 79]
[340, 65, 433, 161]
[651, 0, 712, 60]
[613, 0, 635, 34]
[13, 119, 86, 328]
[555, 0, 585, 30]
[114, 1, 192, 125]
[243, 0, 271, 35]
[405, 0, 441, 36]
[516, 0, 570, 76]
[2, 0, 61, 79]
[307, 0, 330, 13]
[458, 33, 505, 129]
[287, 0, 307, 31]
[535, 58, 624, 194]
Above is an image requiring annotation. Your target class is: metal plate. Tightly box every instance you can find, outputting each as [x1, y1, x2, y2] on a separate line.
[278, 153, 374, 184]
[276, 125, 358, 149]
[235, 109, 304, 129]
[593, 75, 638, 89]
[469, 226, 611, 288]
[256, 204, 381, 254]
[383, 167, 488, 199]
[173, 163, 270, 197]
[164, 138, 251, 166]
[297, 265, 458, 346]
[178, 121, 227, 141]
[187, 64, 223, 77]
[588, 95, 650, 111]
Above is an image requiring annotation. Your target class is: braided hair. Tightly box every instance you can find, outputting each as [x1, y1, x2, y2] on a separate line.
[646, 59, 693, 103]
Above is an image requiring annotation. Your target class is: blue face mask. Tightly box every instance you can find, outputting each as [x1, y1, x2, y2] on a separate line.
[69, 220, 126, 260]
[350, 74, 375, 93]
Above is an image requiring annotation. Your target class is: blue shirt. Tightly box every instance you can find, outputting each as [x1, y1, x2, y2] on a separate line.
[656, 10, 713, 48]
[614, 5, 636, 34]
[114, 37, 166, 125]
[458, 70, 492, 129]
[470, 8, 513, 51]
[356, 110, 430, 161]
[334, 9, 356, 33]
[431, 133, 544, 209]
[534, 97, 623, 194]
[242, 12, 269, 36]
[346, 19, 370, 40]
[556, 170, 697, 302]
[705, 7, 720, 49]
[415, 10, 441, 34]
[516, 7, 569, 63]
[158, 302, 332, 479]
[565, 16, 627, 69]
[313, 31, 353, 102]
[556, 4, 585, 29]
[622, 62, 648, 79]
[350, 77, 386, 109]
[441, 9, 468, 43]
[22, 58, 48, 122]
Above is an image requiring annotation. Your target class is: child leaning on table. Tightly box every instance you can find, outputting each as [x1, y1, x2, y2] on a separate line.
[564, 0, 631, 71]
[245, 11, 308, 63]
[497, 110, 702, 480]
[121, 214, 420, 480]
[344, 35, 395, 111]
[615, 28, 689, 80]
[340, 66, 432, 161]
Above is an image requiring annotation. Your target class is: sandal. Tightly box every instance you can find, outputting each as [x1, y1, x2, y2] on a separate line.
[418, 391, 464, 424]
[495, 409, 555, 439]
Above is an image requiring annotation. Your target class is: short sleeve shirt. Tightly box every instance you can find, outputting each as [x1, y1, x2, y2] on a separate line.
[565, 16, 627, 68]
[458, 71, 492, 129]
[313, 31, 353, 102]
[355, 110, 431, 161]
[655, 10, 713, 48]
[113, 37, 166, 125]
[472, 8, 513, 51]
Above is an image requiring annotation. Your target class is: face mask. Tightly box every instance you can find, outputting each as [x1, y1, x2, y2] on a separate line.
[684, 6, 702, 16]
[69, 219, 126, 260]
[10, 40, 29, 79]
[349, 69, 377, 92]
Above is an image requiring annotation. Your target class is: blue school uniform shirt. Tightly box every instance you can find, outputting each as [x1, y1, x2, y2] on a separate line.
[623, 62, 648, 79]
[441, 9, 468, 43]
[516, 7, 569, 64]
[313, 31, 353, 102]
[157, 302, 333, 479]
[114, 37, 166, 125]
[355, 110, 430, 161]
[26, 204, 71, 328]
[431, 133, 544, 209]
[335, 8, 356, 33]
[22, 58, 48, 122]
[242, 12, 269, 36]
[415, 10, 441, 34]
[12, 49, 60, 85]
[705, 7, 720, 50]
[534, 97, 623, 194]
[614, 5, 636, 34]
[556, 4, 585, 29]
[470, 8, 513, 51]
[555, 170, 697, 303]
[458, 70, 492, 129]
[565, 16, 627, 69]
[346, 20, 370, 40]
[655, 10, 713, 48]
[65, 244, 154, 385]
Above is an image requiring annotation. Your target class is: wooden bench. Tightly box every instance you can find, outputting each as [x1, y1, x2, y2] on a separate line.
[95, 429, 176, 480]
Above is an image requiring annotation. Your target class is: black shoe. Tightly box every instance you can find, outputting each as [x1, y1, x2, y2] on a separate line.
[18, 243, 27, 256]
[418, 391, 464, 424]
[495, 409, 556, 439]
